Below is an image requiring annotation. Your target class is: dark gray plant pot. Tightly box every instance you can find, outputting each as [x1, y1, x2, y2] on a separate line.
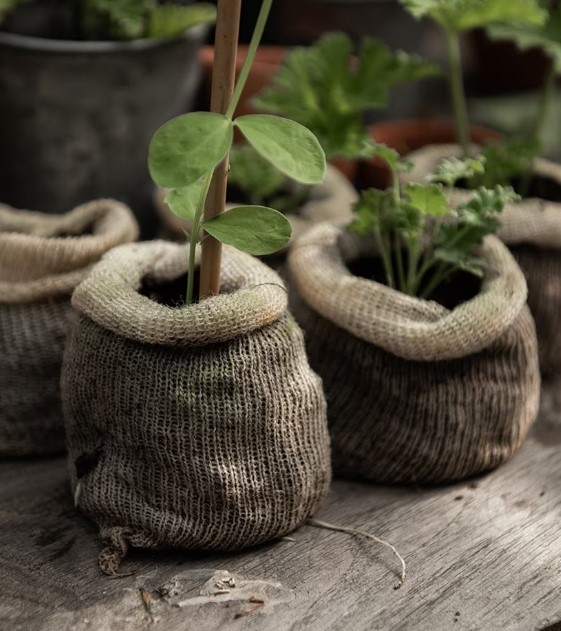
[0, 26, 207, 234]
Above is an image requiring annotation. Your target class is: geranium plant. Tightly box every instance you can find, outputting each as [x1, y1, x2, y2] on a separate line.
[254, 32, 440, 161]
[148, 0, 326, 304]
[349, 145, 519, 298]
[400, 0, 546, 158]
[482, 1, 561, 191]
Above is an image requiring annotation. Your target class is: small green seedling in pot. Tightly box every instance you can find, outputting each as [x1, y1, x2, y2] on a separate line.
[148, 0, 326, 305]
[254, 32, 440, 161]
[400, 0, 547, 158]
[0, 0, 217, 39]
[349, 146, 519, 299]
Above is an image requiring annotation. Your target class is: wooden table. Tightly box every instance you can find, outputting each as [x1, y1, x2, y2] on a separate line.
[2, 382, 561, 631]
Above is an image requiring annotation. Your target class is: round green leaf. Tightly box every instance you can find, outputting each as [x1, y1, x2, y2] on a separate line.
[165, 179, 205, 221]
[234, 114, 326, 185]
[148, 112, 233, 188]
[202, 205, 292, 255]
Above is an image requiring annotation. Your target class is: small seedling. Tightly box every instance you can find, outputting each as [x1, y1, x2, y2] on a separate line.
[148, 0, 326, 305]
[401, 0, 546, 157]
[254, 32, 440, 161]
[349, 145, 519, 298]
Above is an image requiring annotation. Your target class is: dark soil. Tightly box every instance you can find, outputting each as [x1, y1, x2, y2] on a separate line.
[348, 255, 481, 310]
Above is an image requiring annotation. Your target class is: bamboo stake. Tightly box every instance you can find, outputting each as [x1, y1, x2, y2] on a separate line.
[199, 0, 242, 300]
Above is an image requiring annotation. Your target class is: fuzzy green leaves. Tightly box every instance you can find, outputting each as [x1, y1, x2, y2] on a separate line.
[430, 156, 486, 187]
[235, 115, 326, 184]
[254, 32, 439, 160]
[203, 206, 291, 255]
[349, 148, 516, 298]
[401, 0, 546, 33]
[149, 113, 233, 188]
[404, 183, 452, 217]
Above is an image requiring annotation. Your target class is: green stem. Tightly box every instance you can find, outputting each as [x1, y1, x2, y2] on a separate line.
[420, 263, 453, 300]
[375, 228, 394, 289]
[186, 171, 214, 305]
[394, 233, 406, 292]
[447, 30, 470, 158]
[225, 0, 273, 120]
[390, 169, 405, 291]
[405, 237, 422, 296]
[532, 61, 556, 143]
[520, 61, 557, 196]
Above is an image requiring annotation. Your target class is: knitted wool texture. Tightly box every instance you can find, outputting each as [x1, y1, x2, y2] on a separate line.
[62, 241, 331, 575]
[154, 164, 358, 247]
[403, 144, 561, 376]
[0, 200, 138, 456]
[289, 223, 540, 484]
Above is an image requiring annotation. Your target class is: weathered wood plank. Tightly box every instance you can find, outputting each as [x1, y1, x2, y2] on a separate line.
[1, 382, 561, 631]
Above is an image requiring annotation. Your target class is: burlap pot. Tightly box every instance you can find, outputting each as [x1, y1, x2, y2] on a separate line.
[289, 223, 540, 484]
[403, 144, 561, 376]
[62, 241, 331, 574]
[0, 200, 138, 456]
[154, 163, 358, 247]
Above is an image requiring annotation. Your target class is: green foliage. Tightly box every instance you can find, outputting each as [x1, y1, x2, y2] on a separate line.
[149, 112, 233, 188]
[400, 0, 546, 33]
[254, 32, 440, 160]
[401, 0, 546, 158]
[227, 145, 311, 214]
[148, 0, 327, 304]
[228, 144, 287, 204]
[429, 156, 486, 187]
[349, 148, 518, 298]
[234, 114, 326, 184]
[0, 0, 216, 40]
[403, 183, 451, 217]
[487, 2, 561, 71]
[165, 179, 205, 221]
[202, 206, 292, 256]
[474, 138, 541, 188]
[149, 4, 217, 40]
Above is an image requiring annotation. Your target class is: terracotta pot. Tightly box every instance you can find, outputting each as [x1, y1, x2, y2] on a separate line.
[199, 44, 287, 118]
[359, 119, 501, 189]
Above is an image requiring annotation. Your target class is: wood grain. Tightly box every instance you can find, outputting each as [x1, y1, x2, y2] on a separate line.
[1, 382, 561, 631]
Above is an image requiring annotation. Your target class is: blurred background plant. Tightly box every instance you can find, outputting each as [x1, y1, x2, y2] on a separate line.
[0, 0, 216, 40]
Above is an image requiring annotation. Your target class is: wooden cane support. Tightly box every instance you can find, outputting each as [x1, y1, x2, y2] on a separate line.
[199, 0, 242, 300]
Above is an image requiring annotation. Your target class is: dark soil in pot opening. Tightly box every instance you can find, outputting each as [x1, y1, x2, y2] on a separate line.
[348, 255, 481, 311]
[140, 272, 200, 308]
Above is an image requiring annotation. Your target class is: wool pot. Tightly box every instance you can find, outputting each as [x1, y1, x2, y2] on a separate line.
[289, 223, 540, 484]
[62, 241, 331, 574]
[0, 200, 138, 456]
[403, 144, 561, 377]
[154, 164, 358, 248]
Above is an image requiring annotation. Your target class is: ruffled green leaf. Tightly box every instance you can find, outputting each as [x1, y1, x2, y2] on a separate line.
[405, 183, 453, 216]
